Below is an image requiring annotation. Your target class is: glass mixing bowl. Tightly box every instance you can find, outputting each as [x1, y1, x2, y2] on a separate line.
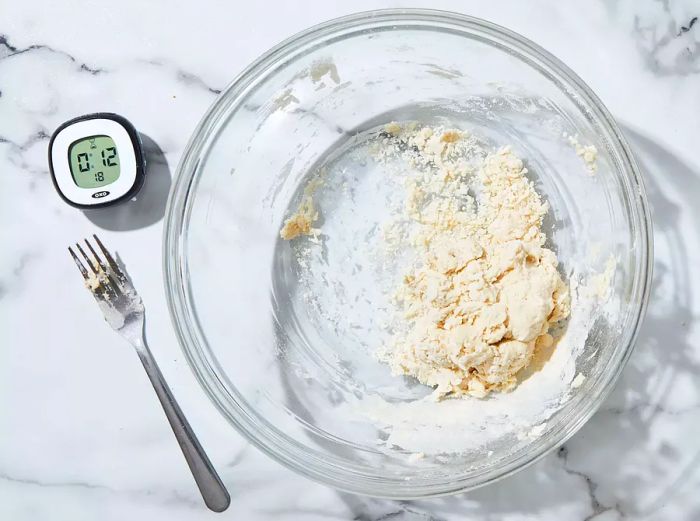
[163, 9, 652, 498]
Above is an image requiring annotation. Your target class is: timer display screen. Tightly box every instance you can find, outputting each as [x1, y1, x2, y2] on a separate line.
[68, 135, 120, 188]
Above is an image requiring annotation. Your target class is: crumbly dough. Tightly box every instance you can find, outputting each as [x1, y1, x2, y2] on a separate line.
[280, 178, 323, 240]
[280, 123, 571, 399]
[378, 125, 570, 398]
[280, 195, 318, 240]
[566, 134, 598, 174]
[85, 261, 108, 292]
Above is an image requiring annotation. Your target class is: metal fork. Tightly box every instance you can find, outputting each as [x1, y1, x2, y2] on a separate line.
[69, 234, 230, 513]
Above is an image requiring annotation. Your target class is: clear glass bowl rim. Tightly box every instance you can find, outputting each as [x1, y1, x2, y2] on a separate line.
[163, 8, 653, 498]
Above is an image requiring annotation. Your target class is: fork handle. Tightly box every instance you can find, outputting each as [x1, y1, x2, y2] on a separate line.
[135, 344, 230, 512]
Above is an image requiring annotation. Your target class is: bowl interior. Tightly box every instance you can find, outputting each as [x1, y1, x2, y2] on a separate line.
[166, 11, 650, 497]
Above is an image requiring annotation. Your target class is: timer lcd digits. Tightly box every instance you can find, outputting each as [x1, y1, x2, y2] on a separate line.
[68, 135, 121, 188]
[49, 113, 145, 208]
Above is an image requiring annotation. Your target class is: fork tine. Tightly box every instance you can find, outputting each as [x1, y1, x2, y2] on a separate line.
[85, 238, 109, 274]
[70, 245, 107, 301]
[106, 273, 123, 297]
[76, 242, 98, 274]
[92, 234, 126, 280]
[68, 246, 89, 280]
[86, 237, 124, 298]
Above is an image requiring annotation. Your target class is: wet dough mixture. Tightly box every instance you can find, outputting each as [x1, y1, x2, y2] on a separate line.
[281, 124, 570, 399]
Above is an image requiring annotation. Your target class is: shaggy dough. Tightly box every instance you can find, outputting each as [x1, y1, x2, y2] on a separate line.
[280, 195, 318, 240]
[280, 178, 323, 240]
[280, 124, 571, 399]
[378, 126, 570, 398]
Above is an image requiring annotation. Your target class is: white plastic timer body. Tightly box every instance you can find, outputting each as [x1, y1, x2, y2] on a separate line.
[49, 113, 145, 208]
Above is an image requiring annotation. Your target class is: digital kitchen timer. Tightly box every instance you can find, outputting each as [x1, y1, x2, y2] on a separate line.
[49, 113, 146, 208]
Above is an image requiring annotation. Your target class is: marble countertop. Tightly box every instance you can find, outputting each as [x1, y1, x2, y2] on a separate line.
[2, 1, 699, 519]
